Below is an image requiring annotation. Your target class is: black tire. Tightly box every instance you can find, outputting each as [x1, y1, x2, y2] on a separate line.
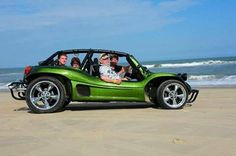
[25, 76, 66, 113]
[156, 80, 188, 109]
[63, 98, 71, 108]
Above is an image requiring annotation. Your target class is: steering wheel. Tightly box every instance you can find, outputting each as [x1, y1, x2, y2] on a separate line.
[124, 66, 134, 80]
[127, 65, 133, 74]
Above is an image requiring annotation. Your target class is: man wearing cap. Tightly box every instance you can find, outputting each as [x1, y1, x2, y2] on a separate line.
[99, 53, 126, 85]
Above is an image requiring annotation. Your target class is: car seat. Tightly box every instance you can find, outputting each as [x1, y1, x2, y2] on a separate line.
[92, 58, 100, 77]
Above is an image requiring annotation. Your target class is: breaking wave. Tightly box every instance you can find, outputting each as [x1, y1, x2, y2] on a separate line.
[188, 75, 236, 87]
[0, 83, 9, 91]
[0, 73, 22, 76]
[188, 75, 217, 80]
[143, 60, 236, 69]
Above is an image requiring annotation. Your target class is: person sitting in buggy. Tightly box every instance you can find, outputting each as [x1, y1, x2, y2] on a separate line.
[71, 57, 81, 68]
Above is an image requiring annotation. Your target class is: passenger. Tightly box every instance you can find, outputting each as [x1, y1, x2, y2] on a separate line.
[110, 54, 129, 75]
[71, 57, 81, 68]
[99, 53, 127, 85]
[57, 53, 68, 66]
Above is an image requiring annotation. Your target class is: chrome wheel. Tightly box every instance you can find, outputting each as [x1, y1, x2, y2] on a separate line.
[162, 83, 187, 109]
[29, 81, 60, 110]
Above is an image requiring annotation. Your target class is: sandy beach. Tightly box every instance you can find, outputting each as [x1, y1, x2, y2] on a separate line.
[0, 88, 236, 156]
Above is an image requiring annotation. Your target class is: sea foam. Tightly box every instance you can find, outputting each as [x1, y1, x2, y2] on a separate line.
[144, 60, 236, 69]
[188, 75, 236, 87]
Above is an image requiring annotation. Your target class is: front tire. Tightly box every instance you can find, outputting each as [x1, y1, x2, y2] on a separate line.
[25, 76, 66, 113]
[156, 80, 188, 109]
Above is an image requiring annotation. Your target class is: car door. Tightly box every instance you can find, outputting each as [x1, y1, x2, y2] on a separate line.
[75, 52, 145, 102]
[88, 78, 145, 101]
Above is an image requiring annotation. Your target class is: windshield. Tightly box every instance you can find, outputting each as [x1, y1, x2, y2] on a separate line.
[130, 55, 150, 76]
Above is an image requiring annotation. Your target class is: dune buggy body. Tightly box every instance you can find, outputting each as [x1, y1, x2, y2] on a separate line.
[9, 49, 198, 113]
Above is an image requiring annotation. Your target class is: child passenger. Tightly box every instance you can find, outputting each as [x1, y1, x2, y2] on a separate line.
[70, 57, 81, 68]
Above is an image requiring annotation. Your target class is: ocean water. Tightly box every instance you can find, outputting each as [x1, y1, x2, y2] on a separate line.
[1, 56, 236, 91]
[0, 68, 23, 91]
[143, 56, 236, 87]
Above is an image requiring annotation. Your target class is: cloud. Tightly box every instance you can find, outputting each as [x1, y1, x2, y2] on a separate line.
[0, 0, 197, 35]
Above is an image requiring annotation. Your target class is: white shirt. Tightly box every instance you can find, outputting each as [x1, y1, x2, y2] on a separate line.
[99, 65, 120, 80]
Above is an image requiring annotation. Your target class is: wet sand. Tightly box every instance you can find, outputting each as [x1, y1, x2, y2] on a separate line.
[0, 88, 236, 156]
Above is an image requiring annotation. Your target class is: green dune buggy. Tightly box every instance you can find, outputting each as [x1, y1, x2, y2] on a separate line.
[9, 49, 198, 113]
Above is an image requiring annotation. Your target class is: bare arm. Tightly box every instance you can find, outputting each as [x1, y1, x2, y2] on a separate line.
[100, 75, 122, 84]
[117, 66, 130, 75]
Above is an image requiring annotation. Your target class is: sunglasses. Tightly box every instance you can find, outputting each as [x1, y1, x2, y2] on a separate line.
[101, 57, 109, 60]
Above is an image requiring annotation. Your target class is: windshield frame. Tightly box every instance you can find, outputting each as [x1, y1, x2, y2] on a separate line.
[129, 55, 151, 77]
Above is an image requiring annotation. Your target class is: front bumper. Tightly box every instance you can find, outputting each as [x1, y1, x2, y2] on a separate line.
[187, 89, 199, 103]
[8, 81, 27, 100]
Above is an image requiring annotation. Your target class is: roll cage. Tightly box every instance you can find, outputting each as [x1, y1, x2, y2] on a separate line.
[39, 49, 129, 66]
[39, 49, 146, 80]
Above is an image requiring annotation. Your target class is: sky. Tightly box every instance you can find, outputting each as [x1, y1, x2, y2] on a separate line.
[0, 0, 236, 68]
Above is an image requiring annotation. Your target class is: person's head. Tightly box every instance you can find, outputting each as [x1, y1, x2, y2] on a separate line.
[58, 53, 67, 66]
[99, 53, 110, 65]
[71, 57, 81, 68]
[110, 54, 119, 66]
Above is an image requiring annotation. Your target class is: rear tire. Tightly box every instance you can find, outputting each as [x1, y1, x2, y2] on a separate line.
[25, 76, 66, 113]
[63, 98, 71, 108]
[156, 80, 188, 109]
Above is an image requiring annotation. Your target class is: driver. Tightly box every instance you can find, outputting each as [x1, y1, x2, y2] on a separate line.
[110, 54, 130, 76]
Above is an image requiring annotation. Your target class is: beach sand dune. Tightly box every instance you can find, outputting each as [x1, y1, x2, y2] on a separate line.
[0, 88, 236, 156]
